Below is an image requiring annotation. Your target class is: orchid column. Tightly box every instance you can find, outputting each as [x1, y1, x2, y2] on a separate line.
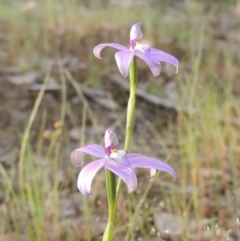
[71, 22, 179, 241]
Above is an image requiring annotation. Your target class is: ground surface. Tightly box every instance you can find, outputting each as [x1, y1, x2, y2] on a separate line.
[1, 1, 240, 241]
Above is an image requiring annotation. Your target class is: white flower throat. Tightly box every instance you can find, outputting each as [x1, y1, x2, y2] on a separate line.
[134, 42, 150, 53]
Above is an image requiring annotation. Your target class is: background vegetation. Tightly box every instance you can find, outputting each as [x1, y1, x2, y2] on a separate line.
[0, 0, 240, 240]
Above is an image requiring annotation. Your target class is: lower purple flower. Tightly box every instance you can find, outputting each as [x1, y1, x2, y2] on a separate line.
[71, 128, 176, 196]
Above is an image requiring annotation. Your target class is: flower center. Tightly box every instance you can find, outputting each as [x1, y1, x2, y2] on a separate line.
[108, 148, 118, 159]
[135, 43, 150, 53]
[111, 148, 117, 153]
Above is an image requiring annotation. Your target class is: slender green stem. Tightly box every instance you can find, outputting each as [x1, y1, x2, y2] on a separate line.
[103, 57, 138, 241]
[19, 68, 50, 200]
[115, 56, 138, 213]
[124, 57, 137, 152]
[105, 169, 116, 223]
[103, 169, 116, 241]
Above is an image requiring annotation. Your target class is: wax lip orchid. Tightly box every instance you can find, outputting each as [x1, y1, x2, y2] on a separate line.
[93, 22, 179, 77]
[71, 128, 176, 196]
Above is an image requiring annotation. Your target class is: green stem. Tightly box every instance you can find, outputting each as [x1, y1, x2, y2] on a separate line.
[115, 56, 138, 213]
[124, 57, 137, 152]
[105, 169, 116, 223]
[103, 169, 116, 241]
[103, 57, 138, 241]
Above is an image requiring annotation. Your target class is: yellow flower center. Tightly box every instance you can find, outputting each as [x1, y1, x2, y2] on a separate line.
[111, 148, 117, 153]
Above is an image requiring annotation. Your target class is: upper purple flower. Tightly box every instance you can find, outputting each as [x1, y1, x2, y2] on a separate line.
[93, 22, 179, 77]
[71, 128, 176, 196]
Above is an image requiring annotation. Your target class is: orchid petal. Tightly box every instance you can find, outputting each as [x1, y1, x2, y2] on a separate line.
[127, 154, 176, 180]
[77, 159, 107, 196]
[115, 50, 135, 77]
[71, 144, 106, 166]
[105, 161, 137, 193]
[93, 43, 129, 59]
[150, 48, 179, 72]
[135, 51, 161, 76]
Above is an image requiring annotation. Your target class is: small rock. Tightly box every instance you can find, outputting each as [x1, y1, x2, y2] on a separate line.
[154, 212, 182, 238]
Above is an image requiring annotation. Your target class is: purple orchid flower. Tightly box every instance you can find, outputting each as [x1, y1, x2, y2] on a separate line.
[71, 128, 176, 196]
[93, 22, 179, 77]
